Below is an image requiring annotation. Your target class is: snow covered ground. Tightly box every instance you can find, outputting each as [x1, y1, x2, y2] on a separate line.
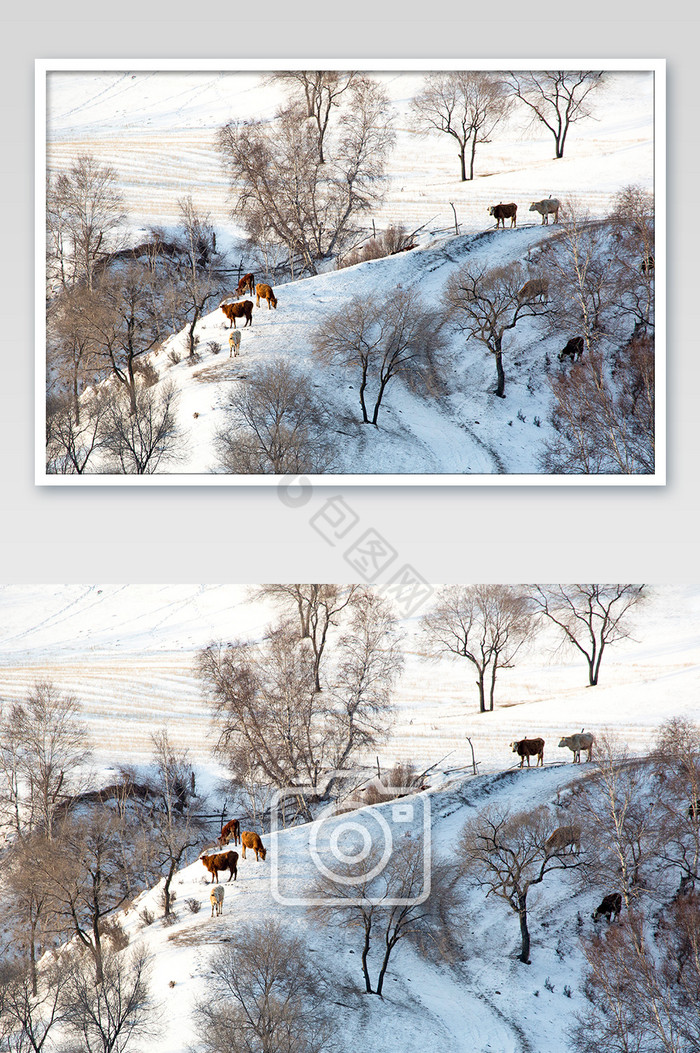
[0, 582, 695, 1052]
[40, 65, 659, 479]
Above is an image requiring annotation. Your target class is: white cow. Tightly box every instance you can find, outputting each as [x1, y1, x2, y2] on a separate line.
[529, 198, 560, 225]
[229, 330, 242, 358]
[558, 732, 595, 763]
[210, 884, 225, 917]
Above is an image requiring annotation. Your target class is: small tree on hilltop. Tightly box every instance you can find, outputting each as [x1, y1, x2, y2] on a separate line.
[311, 837, 458, 996]
[420, 584, 535, 713]
[444, 262, 546, 398]
[411, 71, 511, 182]
[529, 584, 646, 686]
[505, 70, 605, 159]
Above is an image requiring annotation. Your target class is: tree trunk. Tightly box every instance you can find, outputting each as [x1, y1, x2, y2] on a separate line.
[163, 860, 177, 915]
[459, 145, 467, 182]
[376, 937, 396, 997]
[361, 925, 373, 993]
[469, 135, 477, 181]
[476, 671, 486, 713]
[359, 364, 370, 424]
[517, 894, 531, 964]
[371, 376, 391, 426]
[494, 348, 506, 399]
[488, 659, 498, 711]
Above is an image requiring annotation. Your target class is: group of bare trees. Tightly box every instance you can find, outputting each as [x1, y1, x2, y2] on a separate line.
[218, 73, 395, 279]
[411, 70, 604, 182]
[0, 683, 202, 1050]
[46, 157, 232, 474]
[197, 585, 404, 798]
[421, 583, 645, 712]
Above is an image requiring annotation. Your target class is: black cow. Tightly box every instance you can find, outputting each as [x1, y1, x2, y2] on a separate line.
[558, 336, 584, 362]
[592, 892, 622, 923]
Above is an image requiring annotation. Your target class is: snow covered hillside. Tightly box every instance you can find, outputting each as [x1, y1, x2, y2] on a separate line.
[42, 67, 658, 478]
[0, 583, 696, 1053]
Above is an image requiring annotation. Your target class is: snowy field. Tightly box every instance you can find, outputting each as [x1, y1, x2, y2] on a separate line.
[41, 66, 659, 479]
[0, 583, 695, 773]
[0, 583, 696, 1053]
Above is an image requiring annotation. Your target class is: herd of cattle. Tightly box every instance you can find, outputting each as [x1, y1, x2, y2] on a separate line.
[488, 197, 560, 229]
[219, 272, 278, 358]
[198, 728, 626, 927]
[509, 730, 625, 925]
[200, 819, 268, 916]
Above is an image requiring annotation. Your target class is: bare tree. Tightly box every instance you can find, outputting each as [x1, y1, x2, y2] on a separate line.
[100, 381, 182, 475]
[327, 589, 404, 774]
[61, 947, 160, 1053]
[311, 288, 446, 425]
[81, 263, 162, 416]
[460, 807, 581, 964]
[48, 811, 136, 984]
[411, 71, 511, 181]
[176, 196, 228, 357]
[47, 286, 100, 422]
[0, 682, 89, 840]
[609, 185, 655, 335]
[543, 340, 655, 475]
[197, 590, 401, 792]
[654, 719, 700, 894]
[0, 958, 68, 1052]
[214, 361, 337, 475]
[421, 585, 534, 713]
[311, 837, 454, 995]
[574, 902, 700, 1053]
[46, 391, 109, 475]
[444, 262, 545, 398]
[195, 920, 335, 1053]
[218, 77, 395, 274]
[529, 584, 646, 686]
[4, 837, 57, 995]
[253, 585, 361, 692]
[505, 71, 605, 159]
[270, 70, 357, 164]
[145, 730, 204, 917]
[570, 735, 660, 905]
[47, 155, 125, 290]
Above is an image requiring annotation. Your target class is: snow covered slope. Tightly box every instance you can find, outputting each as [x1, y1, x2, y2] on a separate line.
[42, 67, 657, 477]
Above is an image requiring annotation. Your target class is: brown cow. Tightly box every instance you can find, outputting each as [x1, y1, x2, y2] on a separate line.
[517, 277, 549, 303]
[220, 300, 253, 329]
[218, 819, 241, 847]
[510, 737, 545, 768]
[240, 831, 267, 862]
[545, 823, 581, 855]
[236, 272, 255, 297]
[488, 203, 517, 229]
[255, 283, 277, 310]
[200, 849, 238, 883]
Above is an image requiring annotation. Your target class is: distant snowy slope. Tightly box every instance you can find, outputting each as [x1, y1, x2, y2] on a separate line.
[0, 585, 696, 770]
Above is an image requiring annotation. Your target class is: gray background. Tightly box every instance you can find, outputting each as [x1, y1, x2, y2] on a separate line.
[3, 4, 693, 584]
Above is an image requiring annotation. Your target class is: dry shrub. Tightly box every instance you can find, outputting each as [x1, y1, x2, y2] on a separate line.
[342, 225, 415, 267]
[101, 917, 129, 950]
[132, 358, 159, 388]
